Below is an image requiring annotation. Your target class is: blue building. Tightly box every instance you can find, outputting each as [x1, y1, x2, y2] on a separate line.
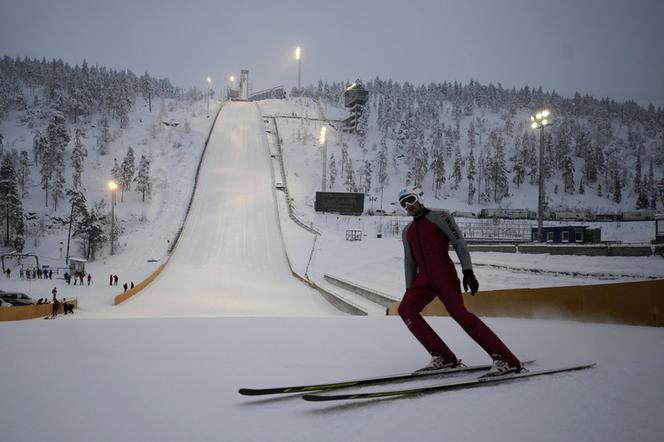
[531, 226, 600, 243]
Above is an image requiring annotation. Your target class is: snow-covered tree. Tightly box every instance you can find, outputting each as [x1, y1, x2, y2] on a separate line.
[409, 133, 428, 187]
[511, 135, 526, 188]
[328, 153, 337, 189]
[111, 157, 122, 188]
[17, 150, 30, 197]
[120, 146, 135, 201]
[562, 155, 575, 194]
[375, 141, 389, 206]
[97, 115, 111, 155]
[488, 130, 509, 202]
[344, 158, 356, 192]
[134, 154, 151, 202]
[361, 159, 372, 194]
[71, 128, 87, 189]
[451, 146, 463, 190]
[73, 200, 107, 261]
[0, 156, 23, 246]
[467, 147, 476, 205]
[634, 148, 643, 197]
[42, 113, 69, 210]
[140, 72, 154, 112]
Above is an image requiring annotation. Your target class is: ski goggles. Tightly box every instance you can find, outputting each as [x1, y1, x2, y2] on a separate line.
[399, 194, 419, 208]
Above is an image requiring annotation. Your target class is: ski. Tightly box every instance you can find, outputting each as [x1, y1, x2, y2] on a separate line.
[238, 360, 535, 396]
[302, 363, 595, 402]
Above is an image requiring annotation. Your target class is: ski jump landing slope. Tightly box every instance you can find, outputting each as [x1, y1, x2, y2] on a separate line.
[110, 102, 340, 318]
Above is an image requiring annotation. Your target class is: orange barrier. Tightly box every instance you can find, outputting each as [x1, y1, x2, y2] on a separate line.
[386, 279, 664, 327]
[114, 262, 168, 305]
[0, 298, 78, 322]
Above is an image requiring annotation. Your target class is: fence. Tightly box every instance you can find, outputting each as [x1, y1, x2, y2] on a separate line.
[387, 218, 533, 241]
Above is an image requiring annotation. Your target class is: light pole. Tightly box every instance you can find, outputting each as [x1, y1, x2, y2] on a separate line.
[531, 109, 552, 242]
[206, 77, 211, 118]
[295, 47, 301, 89]
[229, 75, 235, 100]
[319, 125, 327, 192]
[108, 181, 117, 255]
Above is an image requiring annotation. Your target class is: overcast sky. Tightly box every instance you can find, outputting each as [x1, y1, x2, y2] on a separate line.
[2, 0, 663, 107]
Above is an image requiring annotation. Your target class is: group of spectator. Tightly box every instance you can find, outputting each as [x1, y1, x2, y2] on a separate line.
[13, 267, 54, 280]
[48, 288, 75, 318]
[110, 274, 134, 292]
[64, 272, 92, 286]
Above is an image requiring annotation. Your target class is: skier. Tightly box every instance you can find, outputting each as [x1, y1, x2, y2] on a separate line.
[397, 187, 521, 377]
[51, 288, 60, 319]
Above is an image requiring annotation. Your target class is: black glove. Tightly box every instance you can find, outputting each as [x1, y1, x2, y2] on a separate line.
[462, 270, 479, 295]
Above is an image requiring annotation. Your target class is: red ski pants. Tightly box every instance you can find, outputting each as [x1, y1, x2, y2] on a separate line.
[398, 283, 520, 366]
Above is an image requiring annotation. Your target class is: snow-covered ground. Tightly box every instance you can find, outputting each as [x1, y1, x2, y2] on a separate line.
[3, 316, 664, 442]
[2, 99, 664, 442]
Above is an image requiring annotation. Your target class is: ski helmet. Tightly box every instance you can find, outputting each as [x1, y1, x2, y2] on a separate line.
[398, 187, 424, 208]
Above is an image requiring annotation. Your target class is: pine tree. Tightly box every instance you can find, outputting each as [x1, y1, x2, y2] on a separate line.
[32, 132, 43, 164]
[40, 114, 69, 210]
[356, 106, 369, 152]
[511, 135, 526, 188]
[140, 72, 154, 112]
[71, 128, 87, 189]
[467, 146, 476, 205]
[0, 156, 23, 246]
[97, 115, 111, 155]
[73, 200, 107, 260]
[410, 133, 428, 187]
[39, 137, 51, 207]
[111, 158, 123, 189]
[489, 130, 508, 202]
[525, 132, 538, 185]
[637, 185, 649, 209]
[430, 132, 446, 198]
[648, 158, 657, 209]
[375, 141, 389, 207]
[65, 188, 87, 261]
[134, 154, 151, 202]
[563, 156, 575, 194]
[340, 143, 349, 178]
[328, 153, 337, 189]
[362, 159, 372, 194]
[634, 148, 643, 196]
[613, 173, 622, 203]
[452, 146, 463, 190]
[344, 158, 356, 192]
[120, 146, 135, 201]
[18, 150, 30, 197]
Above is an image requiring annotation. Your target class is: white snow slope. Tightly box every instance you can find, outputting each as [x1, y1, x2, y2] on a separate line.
[95, 102, 338, 318]
[2, 100, 664, 442]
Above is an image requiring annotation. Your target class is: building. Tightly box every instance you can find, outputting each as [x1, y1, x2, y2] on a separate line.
[342, 81, 368, 133]
[531, 226, 601, 243]
[655, 214, 664, 244]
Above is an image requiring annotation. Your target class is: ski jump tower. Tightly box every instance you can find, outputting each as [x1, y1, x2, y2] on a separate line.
[239, 70, 249, 101]
[343, 80, 369, 133]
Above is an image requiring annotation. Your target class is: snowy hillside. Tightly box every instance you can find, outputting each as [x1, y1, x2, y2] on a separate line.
[0, 85, 222, 301]
[291, 79, 664, 215]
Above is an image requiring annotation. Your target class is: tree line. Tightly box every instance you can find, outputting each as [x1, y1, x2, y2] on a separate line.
[0, 56, 162, 259]
[293, 77, 664, 211]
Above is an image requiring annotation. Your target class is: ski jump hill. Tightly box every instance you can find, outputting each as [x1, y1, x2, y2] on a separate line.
[109, 101, 338, 318]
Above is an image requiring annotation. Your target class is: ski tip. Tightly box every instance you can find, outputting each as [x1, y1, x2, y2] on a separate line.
[302, 394, 327, 402]
[238, 388, 261, 396]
